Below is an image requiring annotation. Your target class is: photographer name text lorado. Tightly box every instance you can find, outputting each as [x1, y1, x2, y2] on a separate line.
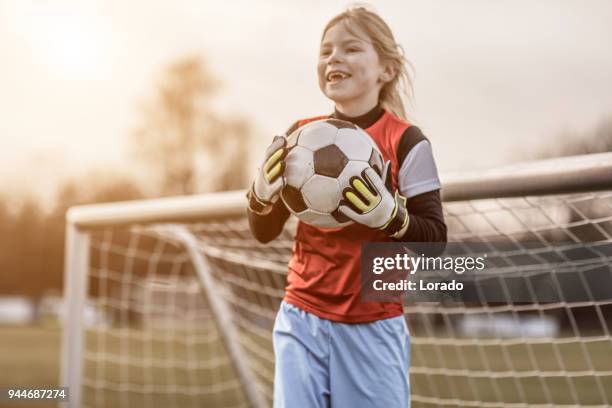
[373, 279, 464, 291]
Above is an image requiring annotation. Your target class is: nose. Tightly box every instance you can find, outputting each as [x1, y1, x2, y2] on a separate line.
[328, 48, 343, 64]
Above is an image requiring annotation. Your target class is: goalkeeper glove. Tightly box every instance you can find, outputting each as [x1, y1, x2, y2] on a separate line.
[247, 136, 287, 214]
[338, 162, 409, 238]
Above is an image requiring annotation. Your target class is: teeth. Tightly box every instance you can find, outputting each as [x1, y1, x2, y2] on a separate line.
[327, 71, 349, 81]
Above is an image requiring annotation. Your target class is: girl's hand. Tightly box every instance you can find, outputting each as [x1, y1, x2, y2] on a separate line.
[247, 136, 287, 214]
[338, 162, 410, 238]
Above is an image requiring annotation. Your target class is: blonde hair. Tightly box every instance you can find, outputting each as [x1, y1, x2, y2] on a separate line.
[322, 6, 414, 121]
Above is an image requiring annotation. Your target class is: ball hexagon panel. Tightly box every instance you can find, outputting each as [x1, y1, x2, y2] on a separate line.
[281, 185, 308, 213]
[284, 145, 315, 189]
[313, 144, 348, 178]
[297, 122, 338, 151]
[334, 128, 378, 161]
[301, 175, 341, 213]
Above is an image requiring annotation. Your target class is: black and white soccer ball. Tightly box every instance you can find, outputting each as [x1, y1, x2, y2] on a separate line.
[281, 118, 384, 228]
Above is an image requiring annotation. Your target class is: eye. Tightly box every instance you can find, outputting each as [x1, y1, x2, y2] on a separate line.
[320, 49, 331, 57]
[346, 47, 361, 53]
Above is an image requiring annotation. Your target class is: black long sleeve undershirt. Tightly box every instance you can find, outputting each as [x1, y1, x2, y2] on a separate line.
[398, 189, 447, 242]
[247, 200, 290, 244]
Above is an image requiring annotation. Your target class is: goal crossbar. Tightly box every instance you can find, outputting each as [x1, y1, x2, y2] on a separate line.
[67, 152, 612, 229]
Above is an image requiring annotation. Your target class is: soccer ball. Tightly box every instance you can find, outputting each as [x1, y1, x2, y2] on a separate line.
[281, 118, 384, 228]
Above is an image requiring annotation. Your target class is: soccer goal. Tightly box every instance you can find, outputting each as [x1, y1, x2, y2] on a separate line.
[62, 152, 612, 408]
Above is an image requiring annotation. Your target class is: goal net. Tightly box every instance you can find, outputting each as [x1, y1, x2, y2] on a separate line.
[62, 153, 612, 408]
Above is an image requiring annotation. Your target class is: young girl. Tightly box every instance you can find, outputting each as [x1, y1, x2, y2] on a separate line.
[247, 7, 446, 408]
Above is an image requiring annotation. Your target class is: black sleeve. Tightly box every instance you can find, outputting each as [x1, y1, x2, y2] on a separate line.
[396, 189, 447, 244]
[246, 121, 299, 244]
[247, 200, 291, 244]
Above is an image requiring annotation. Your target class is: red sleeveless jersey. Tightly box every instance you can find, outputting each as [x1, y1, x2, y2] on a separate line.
[284, 110, 411, 323]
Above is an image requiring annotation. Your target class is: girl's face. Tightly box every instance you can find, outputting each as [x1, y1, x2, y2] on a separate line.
[318, 21, 393, 116]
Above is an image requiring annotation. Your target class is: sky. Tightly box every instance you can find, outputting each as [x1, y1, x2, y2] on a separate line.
[1, 0, 611, 205]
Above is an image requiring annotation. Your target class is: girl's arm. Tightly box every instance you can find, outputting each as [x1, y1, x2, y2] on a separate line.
[246, 122, 299, 244]
[394, 126, 447, 243]
[396, 189, 447, 243]
[247, 200, 290, 243]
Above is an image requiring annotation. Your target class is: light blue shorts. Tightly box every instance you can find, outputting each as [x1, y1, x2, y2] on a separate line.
[273, 301, 410, 408]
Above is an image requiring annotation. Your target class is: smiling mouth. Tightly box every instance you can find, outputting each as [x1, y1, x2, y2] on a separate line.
[326, 71, 351, 83]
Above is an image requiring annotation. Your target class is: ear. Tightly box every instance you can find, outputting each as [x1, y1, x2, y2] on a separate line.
[379, 64, 396, 84]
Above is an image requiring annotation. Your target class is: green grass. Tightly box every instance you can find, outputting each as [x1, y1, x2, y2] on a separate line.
[0, 325, 61, 408]
[411, 338, 612, 406]
[0, 325, 247, 408]
[80, 326, 247, 408]
[1, 325, 611, 407]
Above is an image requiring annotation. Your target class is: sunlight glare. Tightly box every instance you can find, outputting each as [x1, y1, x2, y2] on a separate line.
[13, 3, 114, 81]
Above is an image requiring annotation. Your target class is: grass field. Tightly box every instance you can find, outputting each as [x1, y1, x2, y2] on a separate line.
[411, 338, 612, 406]
[1, 325, 611, 407]
[0, 325, 247, 408]
[80, 325, 248, 408]
[0, 325, 61, 408]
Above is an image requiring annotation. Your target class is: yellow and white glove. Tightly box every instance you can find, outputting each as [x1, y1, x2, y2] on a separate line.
[247, 136, 287, 214]
[338, 162, 410, 238]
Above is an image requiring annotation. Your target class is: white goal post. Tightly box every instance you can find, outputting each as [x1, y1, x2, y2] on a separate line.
[62, 152, 612, 408]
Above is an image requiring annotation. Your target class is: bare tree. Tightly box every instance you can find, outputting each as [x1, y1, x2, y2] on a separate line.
[132, 55, 252, 195]
[0, 173, 147, 316]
